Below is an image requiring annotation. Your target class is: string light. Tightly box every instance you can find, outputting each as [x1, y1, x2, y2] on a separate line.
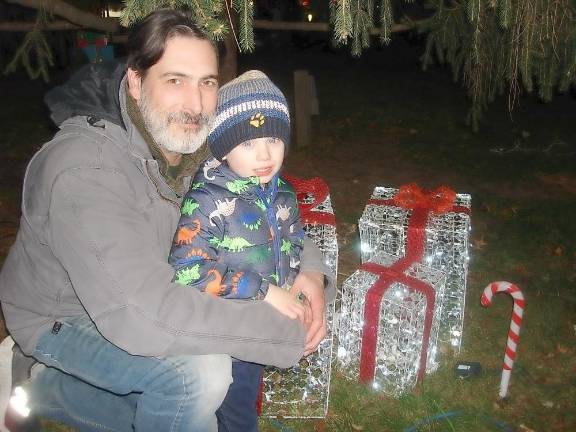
[336, 252, 446, 396]
[262, 193, 338, 417]
[358, 186, 471, 352]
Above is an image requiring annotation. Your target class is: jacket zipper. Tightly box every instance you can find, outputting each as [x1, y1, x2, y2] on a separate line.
[256, 179, 283, 286]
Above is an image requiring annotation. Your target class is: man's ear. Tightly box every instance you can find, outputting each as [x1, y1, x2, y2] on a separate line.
[126, 68, 142, 101]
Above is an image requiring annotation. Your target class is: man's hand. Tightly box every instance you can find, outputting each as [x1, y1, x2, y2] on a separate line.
[290, 271, 326, 355]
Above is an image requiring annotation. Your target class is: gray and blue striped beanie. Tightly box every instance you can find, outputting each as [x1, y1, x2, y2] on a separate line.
[208, 70, 290, 161]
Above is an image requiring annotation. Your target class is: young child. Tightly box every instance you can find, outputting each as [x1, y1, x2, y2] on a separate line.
[168, 70, 307, 431]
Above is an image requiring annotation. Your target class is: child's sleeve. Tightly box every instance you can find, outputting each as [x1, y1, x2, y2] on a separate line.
[168, 187, 269, 300]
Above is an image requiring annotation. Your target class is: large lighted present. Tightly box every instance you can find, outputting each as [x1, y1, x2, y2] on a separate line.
[336, 251, 446, 396]
[261, 175, 338, 418]
[358, 184, 471, 350]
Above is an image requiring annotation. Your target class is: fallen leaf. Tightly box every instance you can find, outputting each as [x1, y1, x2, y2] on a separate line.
[536, 172, 576, 194]
[471, 237, 488, 250]
[556, 344, 569, 354]
[554, 246, 563, 256]
[351, 424, 364, 431]
[518, 424, 536, 432]
[314, 420, 327, 432]
[542, 400, 554, 408]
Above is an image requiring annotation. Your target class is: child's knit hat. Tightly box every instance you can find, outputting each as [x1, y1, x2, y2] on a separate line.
[208, 70, 290, 161]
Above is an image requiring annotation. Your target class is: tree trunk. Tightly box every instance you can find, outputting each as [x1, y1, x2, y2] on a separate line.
[221, 30, 238, 85]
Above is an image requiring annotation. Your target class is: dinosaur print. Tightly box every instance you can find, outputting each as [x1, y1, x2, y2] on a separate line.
[275, 204, 291, 222]
[208, 198, 238, 226]
[254, 198, 267, 212]
[203, 158, 221, 180]
[240, 212, 262, 231]
[269, 273, 279, 284]
[185, 248, 211, 261]
[290, 256, 300, 269]
[205, 269, 225, 295]
[181, 198, 200, 216]
[281, 239, 292, 255]
[174, 264, 201, 285]
[230, 271, 249, 296]
[175, 219, 201, 245]
[209, 235, 253, 252]
[246, 245, 271, 264]
[226, 177, 259, 194]
[190, 181, 205, 190]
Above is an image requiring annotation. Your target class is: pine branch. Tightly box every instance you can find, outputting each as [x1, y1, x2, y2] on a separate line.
[421, 0, 576, 130]
[330, 0, 354, 44]
[232, 0, 254, 52]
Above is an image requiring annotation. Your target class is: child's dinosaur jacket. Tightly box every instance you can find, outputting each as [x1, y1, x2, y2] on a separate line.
[168, 158, 305, 299]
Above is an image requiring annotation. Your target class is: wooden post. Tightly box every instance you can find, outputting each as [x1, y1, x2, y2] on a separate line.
[294, 70, 318, 148]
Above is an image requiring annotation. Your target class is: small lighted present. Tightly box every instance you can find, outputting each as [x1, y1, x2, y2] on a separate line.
[336, 251, 446, 396]
[260, 175, 338, 418]
[77, 31, 114, 63]
[358, 184, 471, 350]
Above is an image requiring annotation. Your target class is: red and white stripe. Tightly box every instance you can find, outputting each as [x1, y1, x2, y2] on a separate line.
[481, 281, 525, 398]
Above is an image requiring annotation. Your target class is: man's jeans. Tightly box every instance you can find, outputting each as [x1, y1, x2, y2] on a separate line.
[25, 315, 232, 432]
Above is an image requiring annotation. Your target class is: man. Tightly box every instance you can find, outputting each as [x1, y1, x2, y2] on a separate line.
[0, 9, 334, 432]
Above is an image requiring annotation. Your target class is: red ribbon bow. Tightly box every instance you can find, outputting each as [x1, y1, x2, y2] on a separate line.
[393, 183, 457, 214]
[283, 174, 336, 226]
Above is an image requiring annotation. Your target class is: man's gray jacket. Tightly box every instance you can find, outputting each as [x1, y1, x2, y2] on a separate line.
[0, 62, 334, 368]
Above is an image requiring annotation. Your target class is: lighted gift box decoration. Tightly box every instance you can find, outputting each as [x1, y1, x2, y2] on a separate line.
[77, 32, 114, 63]
[261, 176, 338, 418]
[336, 251, 445, 396]
[358, 184, 471, 351]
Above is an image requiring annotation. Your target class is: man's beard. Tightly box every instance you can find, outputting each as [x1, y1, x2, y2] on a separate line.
[138, 90, 213, 155]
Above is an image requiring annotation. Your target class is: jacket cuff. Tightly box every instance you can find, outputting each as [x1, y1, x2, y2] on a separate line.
[257, 278, 270, 300]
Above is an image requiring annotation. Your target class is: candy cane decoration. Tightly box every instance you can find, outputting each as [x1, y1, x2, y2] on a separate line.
[481, 281, 525, 398]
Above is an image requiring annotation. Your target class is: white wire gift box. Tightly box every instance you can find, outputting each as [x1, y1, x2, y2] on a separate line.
[358, 184, 471, 351]
[260, 176, 338, 418]
[336, 251, 446, 396]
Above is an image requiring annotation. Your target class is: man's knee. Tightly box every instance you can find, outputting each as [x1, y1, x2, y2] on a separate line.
[162, 354, 232, 405]
[190, 354, 232, 406]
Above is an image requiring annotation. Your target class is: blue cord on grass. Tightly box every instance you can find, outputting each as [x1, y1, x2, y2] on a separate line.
[269, 418, 295, 432]
[268, 410, 512, 431]
[403, 410, 512, 432]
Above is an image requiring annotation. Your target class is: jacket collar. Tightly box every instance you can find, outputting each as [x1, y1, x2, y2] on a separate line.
[201, 158, 280, 204]
[120, 77, 210, 198]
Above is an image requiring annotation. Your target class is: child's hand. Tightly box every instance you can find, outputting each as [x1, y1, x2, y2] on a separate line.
[264, 284, 309, 324]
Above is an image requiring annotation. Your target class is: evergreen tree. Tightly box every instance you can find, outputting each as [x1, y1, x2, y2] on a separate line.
[3, 0, 575, 129]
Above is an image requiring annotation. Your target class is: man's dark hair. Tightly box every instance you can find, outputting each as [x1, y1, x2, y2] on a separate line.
[126, 9, 217, 76]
